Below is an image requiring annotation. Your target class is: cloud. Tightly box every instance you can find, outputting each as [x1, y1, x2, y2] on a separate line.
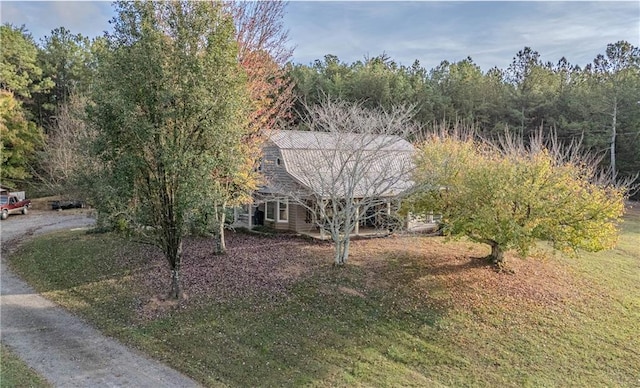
[487, 2, 639, 68]
[0, 1, 113, 42]
[49, 2, 113, 37]
[2, 1, 637, 72]
[285, 1, 639, 71]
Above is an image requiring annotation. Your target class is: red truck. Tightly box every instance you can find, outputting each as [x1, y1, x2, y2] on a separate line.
[0, 194, 31, 220]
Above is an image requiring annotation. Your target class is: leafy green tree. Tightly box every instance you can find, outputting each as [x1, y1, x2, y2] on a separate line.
[405, 129, 632, 267]
[589, 41, 640, 177]
[290, 54, 428, 126]
[89, 1, 250, 299]
[0, 90, 44, 185]
[346, 54, 411, 111]
[1, 25, 50, 185]
[504, 47, 559, 136]
[290, 54, 352, 107]
[429, 57, 487, 126]
[475, 66, 511, 133]
[446, 57, 484, 122]
[0, 24, 51, 99]
[404, 59, 437, 126]
[546, 58, 584, 143]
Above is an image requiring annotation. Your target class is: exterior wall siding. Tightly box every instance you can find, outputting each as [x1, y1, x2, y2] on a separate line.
[261, 141, 312, 233]
[290, 203, 316, 233]
[262, 143, 300, 192]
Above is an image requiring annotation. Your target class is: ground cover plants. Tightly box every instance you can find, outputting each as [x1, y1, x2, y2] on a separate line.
[6, 205, 640, 386]
[0, 344, 51, 387]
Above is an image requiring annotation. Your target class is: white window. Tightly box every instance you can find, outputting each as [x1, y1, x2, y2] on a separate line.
[278, 199, 288, 222]
[265, 199, 288, 223]
[266, 201, 276, 221]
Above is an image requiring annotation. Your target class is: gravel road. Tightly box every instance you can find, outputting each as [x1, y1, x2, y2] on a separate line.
[0, 210, 201, 387]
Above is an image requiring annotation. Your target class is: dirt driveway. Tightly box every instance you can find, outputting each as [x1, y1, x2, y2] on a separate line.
[1, 209, 95, 244]
[0, 210, 200, 387]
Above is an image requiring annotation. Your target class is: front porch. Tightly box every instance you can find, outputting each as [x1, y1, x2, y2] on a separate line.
[297, 226, 390, 241]
[231, 202, 440, 240]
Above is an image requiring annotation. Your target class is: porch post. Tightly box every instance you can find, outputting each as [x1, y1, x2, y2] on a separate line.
[355, 205, 360, 236]
[320, 199, 326, 239]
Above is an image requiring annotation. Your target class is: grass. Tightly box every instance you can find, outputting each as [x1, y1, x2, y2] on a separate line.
[6, 206, 640, 387]
[0, 344, 51, 388]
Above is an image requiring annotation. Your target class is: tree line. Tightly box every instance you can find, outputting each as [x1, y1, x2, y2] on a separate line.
[289, 44, 640, 182]
[3, 21, 638, 190]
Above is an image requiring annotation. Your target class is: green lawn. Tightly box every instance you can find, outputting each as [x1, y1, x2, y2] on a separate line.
[0, 344, 51, 388]
[6, 206, 640, 387]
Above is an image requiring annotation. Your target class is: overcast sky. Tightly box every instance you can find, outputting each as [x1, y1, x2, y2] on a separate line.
[2, 1, 638, 71]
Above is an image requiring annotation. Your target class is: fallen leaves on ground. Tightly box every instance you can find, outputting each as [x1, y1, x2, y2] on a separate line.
[130, 230, 591, 321]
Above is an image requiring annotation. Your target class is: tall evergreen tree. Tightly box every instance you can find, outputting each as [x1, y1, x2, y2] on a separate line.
[33, 27, 93, 129]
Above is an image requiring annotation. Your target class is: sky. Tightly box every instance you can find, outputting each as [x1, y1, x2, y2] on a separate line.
[1, 1, 639, 72]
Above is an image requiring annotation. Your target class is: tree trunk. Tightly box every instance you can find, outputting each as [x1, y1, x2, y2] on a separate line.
[610, 96, 617, 176]
[216, 212, 226, 254]
[488, 241, 504, 267]
[214, 203, 227, 254]
[167, 240, 183, 299]
[333, 235, 350, 265]
[169, 265, 181, 299]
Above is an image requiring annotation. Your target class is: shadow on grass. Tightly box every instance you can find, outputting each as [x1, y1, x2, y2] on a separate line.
[6, 229, 541, 386]
[128, 234, 490, 386]
[134, 273, 455, 386]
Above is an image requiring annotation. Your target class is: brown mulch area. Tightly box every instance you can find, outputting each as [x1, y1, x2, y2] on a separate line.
[132, 232, 331, 317]
[130, 230, 589, 321]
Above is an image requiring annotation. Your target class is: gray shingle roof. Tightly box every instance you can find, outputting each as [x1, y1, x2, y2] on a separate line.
[266, 130, 414, 198]
[268, 130, 413, 151]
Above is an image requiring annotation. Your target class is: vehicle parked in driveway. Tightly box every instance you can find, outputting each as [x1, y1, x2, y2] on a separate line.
[50, 200, 85, 210]
[0, 195, 31, 220]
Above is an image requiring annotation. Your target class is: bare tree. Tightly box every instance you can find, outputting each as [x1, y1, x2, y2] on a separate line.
[37, 93, 96, 196]
[265, 100, 417, 265]
[227, 0, 293, 66]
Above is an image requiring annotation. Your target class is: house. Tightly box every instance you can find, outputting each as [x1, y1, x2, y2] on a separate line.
[232, 130, 427, 236]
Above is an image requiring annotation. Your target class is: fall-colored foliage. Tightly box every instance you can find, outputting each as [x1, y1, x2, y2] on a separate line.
[228, 0, 295, 147]
[0, 90, 44, 184]
[405, 129, 631, 266]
